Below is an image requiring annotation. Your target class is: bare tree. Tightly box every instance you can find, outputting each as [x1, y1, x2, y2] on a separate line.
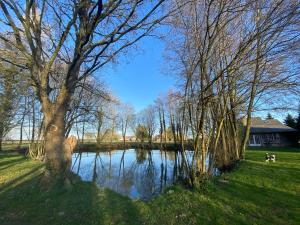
[155, 95, 167, 147]
[0, 63, 18, 150]
[165, 0, 300, 186]
[140, 105, 157, 144]
[0, 0, 168, 182]
[118, 103, 135, 145]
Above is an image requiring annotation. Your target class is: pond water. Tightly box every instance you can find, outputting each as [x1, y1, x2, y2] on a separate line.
[71, 149, 194, 200]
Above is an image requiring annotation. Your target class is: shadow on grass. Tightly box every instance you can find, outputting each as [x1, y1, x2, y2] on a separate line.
[0, 156, 28, 171]
[0, 164, 44, 194]
[99, 189, 144, 225]
[0, 169, 144, 225]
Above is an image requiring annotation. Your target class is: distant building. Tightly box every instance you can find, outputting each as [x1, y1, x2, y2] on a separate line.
[119, 136, 137, 142]
[244, 117, 297, 147]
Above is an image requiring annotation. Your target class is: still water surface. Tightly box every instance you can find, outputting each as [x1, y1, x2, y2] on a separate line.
[71, 149, 193, 200]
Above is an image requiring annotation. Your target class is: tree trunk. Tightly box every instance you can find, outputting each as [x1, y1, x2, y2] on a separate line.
[18, 114, 25, 148]
[170, 114, 177, 144]
[123, 135, 126, 146]
[43, 105, 71, 183]
[162, 110, 167, 144]
[240, 1, 262, 159]
[31, 97, 35, 144]
[18, 96, 27, 148]
[81, 118, 85, 144]
[0, 132, 2, 151]
[158, 108, 163, 148]
[96, 119, 101, 145]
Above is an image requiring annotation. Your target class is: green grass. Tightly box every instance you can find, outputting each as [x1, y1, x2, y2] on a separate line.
[0, 143, 28, 151]
[0, 147, 299, 225]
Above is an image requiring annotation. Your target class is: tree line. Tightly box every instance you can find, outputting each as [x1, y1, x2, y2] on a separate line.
[0, 0, 299, 187]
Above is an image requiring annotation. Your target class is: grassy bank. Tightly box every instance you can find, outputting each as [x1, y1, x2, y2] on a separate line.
[0, 148, 299, 225]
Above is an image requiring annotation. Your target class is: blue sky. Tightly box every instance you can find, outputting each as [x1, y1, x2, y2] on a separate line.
[100, 37, 176, 112]
[99, 36, 298, 120]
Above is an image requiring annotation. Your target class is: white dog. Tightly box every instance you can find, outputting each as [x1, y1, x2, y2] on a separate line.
[265, 153, 276, 162]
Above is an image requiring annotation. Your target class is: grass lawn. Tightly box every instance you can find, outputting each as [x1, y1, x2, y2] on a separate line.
[0, 147, 299, 225]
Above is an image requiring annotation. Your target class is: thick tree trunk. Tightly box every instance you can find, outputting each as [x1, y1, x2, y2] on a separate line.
[43, 106, 71, 183]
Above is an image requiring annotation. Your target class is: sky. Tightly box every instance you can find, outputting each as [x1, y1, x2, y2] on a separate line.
[100, 36, 176, 112]
[99, 36, 298, 120]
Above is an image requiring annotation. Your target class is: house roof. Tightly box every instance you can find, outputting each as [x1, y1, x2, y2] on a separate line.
[247, 117, 297, 134]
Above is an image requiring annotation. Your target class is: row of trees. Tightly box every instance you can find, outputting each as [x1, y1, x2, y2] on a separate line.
[0, 78, 183, 150]
[71, 96, 184, 146]
[160, 0, 300, 185]
[0, 0, 299, 186]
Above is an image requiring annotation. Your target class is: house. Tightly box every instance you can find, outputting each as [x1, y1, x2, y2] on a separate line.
[119, 136, 137, 142]
[244, 117, 298, 147]
[153, 134, 172, 142]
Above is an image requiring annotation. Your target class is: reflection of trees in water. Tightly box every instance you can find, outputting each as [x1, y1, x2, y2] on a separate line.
[165, 150, 176, 161]
[71, 152, 83, 174]
[134, 150, 157, 199]
[172, 151, 178, 183]
[117, 150, 135, 195]
[160, 150, 172, 192]
[92, 152, 98, 182]
[135, 149, 147, 164]
[72, 150, 193, 199]
[133, 150, 186, 199]
[85, 150, 136, 196]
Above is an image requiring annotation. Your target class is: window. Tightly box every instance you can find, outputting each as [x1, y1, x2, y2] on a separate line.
[249, 134, 261, 146]
[254, 135, 261, 144]
[249, 135, 255, 144]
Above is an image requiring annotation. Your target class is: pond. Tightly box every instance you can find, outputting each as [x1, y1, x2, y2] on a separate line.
[71, 149, 194, 200]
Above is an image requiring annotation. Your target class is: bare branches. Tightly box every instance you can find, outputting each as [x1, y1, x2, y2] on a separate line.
[163, 0, 300, 180]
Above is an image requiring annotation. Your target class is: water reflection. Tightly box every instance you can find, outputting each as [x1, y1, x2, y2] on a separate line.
[71, 149, 193, 200]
